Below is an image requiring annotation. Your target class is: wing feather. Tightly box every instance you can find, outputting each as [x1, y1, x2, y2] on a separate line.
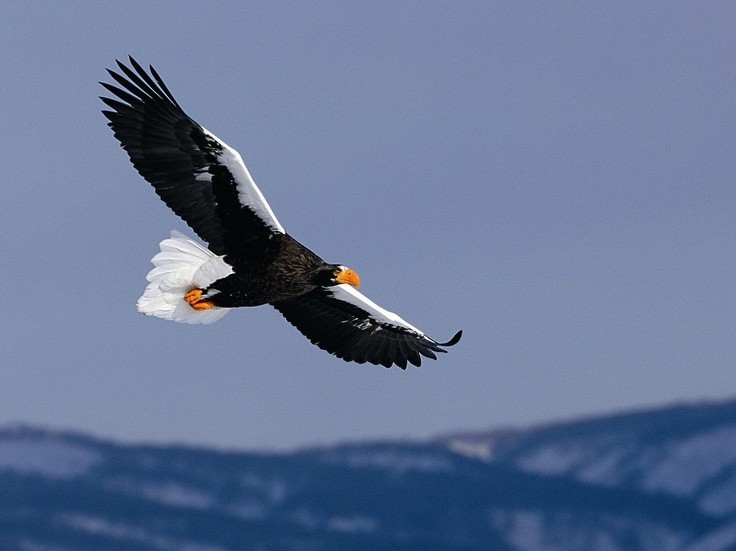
[101, 56, 284, 256]
[272, 285, 462, 369]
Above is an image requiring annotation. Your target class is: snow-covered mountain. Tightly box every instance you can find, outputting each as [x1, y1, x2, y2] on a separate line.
[1, 397, 734, 550]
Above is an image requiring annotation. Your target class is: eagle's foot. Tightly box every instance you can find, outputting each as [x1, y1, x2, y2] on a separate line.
[184, 288, 215, 310]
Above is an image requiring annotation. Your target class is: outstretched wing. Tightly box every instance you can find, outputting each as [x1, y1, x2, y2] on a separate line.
[272, 285, 462, 369]
[100, 56, 284, 257]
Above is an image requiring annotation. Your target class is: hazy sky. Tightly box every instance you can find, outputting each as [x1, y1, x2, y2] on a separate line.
[2, 3, 734, 450]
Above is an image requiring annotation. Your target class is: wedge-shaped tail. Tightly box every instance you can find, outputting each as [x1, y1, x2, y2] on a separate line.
[137, 231, 234, 324]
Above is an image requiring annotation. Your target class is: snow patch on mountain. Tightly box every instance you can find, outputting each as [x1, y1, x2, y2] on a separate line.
[0, 435, 100, 478]
[320, 447, 455, 474]
[488, 509, 687, 551]
[240, 472, 288, 504]
[138, 481, 214, 510]
[516, 444, 589, 475]
[327, 516, 378, 534]
[513, 432, 642, 487]
[642, 426, 736, 495]
[60, 514, 225, 551]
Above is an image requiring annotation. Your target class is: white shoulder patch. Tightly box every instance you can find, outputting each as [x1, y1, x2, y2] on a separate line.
[202, 127, 286, 234]
[329, 285, 426, 336]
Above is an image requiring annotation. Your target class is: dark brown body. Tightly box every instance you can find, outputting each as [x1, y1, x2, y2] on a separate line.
[208, 234, 329, 307]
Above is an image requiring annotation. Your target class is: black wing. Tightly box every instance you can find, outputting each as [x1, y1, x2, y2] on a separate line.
[272, 285, 462, 369]
[100, 56, 284, 257]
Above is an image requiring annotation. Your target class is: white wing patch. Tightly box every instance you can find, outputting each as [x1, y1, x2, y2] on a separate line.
[202, 127, 286, 234]
[329, 285, 426, 336]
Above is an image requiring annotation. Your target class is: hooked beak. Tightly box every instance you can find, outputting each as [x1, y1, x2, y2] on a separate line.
[336, 268, 361, 288]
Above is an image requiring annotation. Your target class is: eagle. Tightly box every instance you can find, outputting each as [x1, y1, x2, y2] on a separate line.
[100, 57, 461, 369]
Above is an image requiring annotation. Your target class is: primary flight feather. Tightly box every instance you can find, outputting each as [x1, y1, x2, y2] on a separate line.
[101, 57, 461, 369]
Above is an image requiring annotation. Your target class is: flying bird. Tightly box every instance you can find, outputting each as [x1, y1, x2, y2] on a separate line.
[100, 57, 461, 368]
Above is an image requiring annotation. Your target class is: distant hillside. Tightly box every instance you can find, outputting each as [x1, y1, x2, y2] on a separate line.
[2, 397, 735, 550]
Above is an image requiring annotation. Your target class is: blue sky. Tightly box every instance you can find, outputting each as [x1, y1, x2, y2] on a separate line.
[1, 2, 734, 450]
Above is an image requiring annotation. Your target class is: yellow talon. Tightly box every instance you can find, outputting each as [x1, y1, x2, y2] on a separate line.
[184, 288, 215, 310]
[190, 300, 215, 310]
[184, 288, 203, 305]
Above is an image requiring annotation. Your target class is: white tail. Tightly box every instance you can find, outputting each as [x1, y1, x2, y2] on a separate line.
[137, 231, 234, 324]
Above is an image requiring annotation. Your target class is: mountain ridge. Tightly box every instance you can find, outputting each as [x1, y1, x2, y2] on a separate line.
[1, 396, 735, 550]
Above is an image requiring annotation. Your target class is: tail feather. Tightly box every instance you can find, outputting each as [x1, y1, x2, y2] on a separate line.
[137, 231, 233, 324]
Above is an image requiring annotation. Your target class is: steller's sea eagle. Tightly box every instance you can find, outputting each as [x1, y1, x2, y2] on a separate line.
[100, 57, 461, 369]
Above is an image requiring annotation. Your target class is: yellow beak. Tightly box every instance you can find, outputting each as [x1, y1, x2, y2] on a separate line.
[336, 268, 361, 288]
